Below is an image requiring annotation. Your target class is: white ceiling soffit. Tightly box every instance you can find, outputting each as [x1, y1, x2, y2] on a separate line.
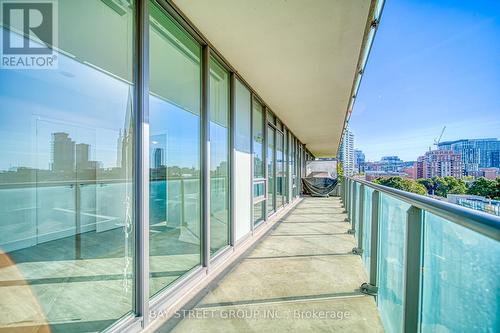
[172, 0, 373, 157]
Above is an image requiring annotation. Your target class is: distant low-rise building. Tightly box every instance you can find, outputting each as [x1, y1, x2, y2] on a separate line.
[403, 164, 417, 179]
[354, 149, 365, 173]
[470, 168, 499, 180]
[379, 156, 403, 172]
[365, 171, 407, 181]
[447, 194, 500, 216]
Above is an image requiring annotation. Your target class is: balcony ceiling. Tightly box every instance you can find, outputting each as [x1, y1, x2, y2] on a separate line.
[173, 0, 372, 157]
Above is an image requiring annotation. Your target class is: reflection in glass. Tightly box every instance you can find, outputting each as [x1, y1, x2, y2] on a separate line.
[253, 201, 265, 225]
[253, 182, 265, 198]
[0, 1, 134, 332]
[354, 183, 361, 233]
[362, 188, 373, 275]
[284, 129, 290, 203]
[421, 213, 499, 331]
[234, 79, 252, 239]
[252, 99, 265, 179]
[267, 126, 275, 215]
[149, 1, 201, 297]
[377, 194, 409, 333]
[291, 136, 298, 197]
[209, 57, 230, 255]
[276, 131, 284, 208]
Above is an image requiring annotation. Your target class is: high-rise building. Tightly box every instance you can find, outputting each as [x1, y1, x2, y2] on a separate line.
[354, 149, 365, 173]
[339, 128, 355, 176]
[153, 148, 165, 169]
[438, 138, 499, 175]
[76, 143, 90, 170]
[417, 149, 463, 178]
[416, 156, 426, 179]
[51, 132, 75, 172]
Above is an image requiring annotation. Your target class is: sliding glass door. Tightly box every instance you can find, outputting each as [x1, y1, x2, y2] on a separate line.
[267, 126, 275, 215]
[209, 57, 230, 255]
[0, 1, 135, 331]
[149, 1, 202, 297]
[253, 99, 266, 225]
[276, 131, 284, 208]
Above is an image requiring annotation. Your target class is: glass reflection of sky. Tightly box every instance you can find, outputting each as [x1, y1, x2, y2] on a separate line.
[149, 95, 200, 169]
[0, 26, 212, 172]
[0, 29, 131, 171]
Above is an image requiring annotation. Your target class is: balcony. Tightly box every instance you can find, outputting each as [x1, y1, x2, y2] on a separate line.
[153, 177, 499, 332]
[158, 196, 384, 332]
[1, 0, 498, 332]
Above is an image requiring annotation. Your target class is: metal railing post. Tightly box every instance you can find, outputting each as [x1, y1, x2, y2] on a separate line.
[352, 184, 364, 254]
[201, 45, 211, 267]
[348, 181, 357, 234]
[404, 206, 424, 333]
[361, 190, 379, 295]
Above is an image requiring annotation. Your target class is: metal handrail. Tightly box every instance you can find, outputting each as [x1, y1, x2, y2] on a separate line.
[347, 177, 500, 241]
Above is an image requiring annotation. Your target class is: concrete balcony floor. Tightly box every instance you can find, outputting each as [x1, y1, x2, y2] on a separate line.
[161, 197, 384, 332]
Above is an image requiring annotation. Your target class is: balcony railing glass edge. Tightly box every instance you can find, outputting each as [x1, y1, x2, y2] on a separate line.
[341, 176, 500, 333]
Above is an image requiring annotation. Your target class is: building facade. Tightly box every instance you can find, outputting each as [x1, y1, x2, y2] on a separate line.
[438, 138, 500, 175]
[339, 128, 355, 176]
[403, 164, 417, 179]
[354, 149, 366, 173]
[417, 150, 463, 179]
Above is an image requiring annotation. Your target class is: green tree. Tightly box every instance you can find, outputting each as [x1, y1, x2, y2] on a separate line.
[417, 178, 437, 195]
[434, 176, 467, 197]
[373, 177, 427, 195]
[444, 176, 467, 195]
[467, 177, 499, 199]
[417, 177, 466, 197]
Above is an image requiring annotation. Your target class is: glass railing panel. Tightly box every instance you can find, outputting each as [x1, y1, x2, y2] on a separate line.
[421, 212, 500, 331]
[362, 187, 373, 275]
[377, 193, 410, 333]
[354, 182, 360, 233]
[35, 184, 77, 244]
[183, 178, 201, 239]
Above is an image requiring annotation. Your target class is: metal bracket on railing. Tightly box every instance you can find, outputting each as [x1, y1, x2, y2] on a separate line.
[352, 247, 363, 255]
[360, 282, 378, 296]
[347, 228, 355, 234]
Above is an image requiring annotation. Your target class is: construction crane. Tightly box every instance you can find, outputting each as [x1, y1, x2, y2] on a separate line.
[433, 126, 446, 146]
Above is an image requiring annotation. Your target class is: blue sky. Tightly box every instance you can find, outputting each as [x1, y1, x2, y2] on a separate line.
[349, 0, 500, 162]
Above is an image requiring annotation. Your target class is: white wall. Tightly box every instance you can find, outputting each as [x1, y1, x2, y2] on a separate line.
[234, 79, 252, 241]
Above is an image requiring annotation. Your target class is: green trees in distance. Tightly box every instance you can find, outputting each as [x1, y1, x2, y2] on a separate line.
[372, 177, 427, 195]
[417, 176, 467, 197]
[467, 177, 500, 199]
[372, 176, 500, 200]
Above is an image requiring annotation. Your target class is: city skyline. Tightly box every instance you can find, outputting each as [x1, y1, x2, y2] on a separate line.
[355, 136, 499, 163]
[349, 0, 500, 161]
